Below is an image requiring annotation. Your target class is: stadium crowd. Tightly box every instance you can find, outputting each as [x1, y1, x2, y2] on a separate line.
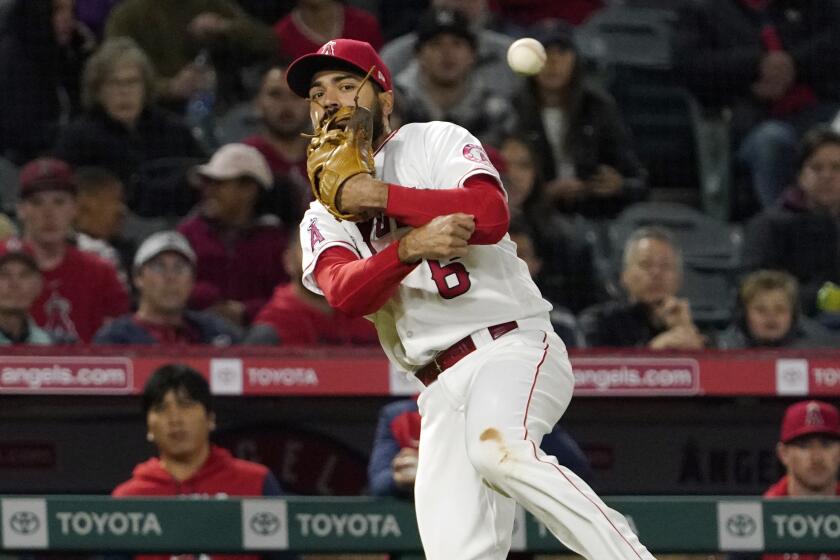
[1, 0, 840, 558]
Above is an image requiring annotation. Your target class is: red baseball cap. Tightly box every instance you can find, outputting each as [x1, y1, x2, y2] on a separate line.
[19, 157, 76, 199]
[286, 39, 392, 98]
[0, 237, 39, 271]
[780, 400, 840, 443]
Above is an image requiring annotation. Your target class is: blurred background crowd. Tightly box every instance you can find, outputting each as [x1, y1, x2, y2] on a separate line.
[1, 0, 840, 558]
[2, 0, 840, 352]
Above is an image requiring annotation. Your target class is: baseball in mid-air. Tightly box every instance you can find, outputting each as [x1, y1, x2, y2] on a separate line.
[506, 37, 547, 76]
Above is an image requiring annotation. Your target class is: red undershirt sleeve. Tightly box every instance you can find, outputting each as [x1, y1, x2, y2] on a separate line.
[385, 174, 509, 244]
[314, 242, 419, 317]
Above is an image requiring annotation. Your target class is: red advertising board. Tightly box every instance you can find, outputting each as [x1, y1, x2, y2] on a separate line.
[1, 347, 839, 397]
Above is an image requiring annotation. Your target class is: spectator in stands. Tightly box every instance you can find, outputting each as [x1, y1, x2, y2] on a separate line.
[729, 401, 840, 560]
[94, 231, 241, 346]
[76, 0, 121, 38]
[105, 0, 277, 109]
[245, 230, 377, 345]
[235, 0, 294, 26]
[499, 133, 608, 313]
[73, 166, 130, 283]
[217, 61, 312, 224]
[395, 8, 516, 147]
[178, 143, 290, 327]
[0, 238, 52, 345]
[274, 0, 383, 61]
[673, 0, 840, 210]
[579, 226, 706, 349]
[717, 270, 837, 349]
[0, 0, 96, 164]
[743, 127, 840, 317]
[54, 37, 206, 218]
[514, 23, 647, 220]
[490, 0, 603, 32]
[508, 219, 582, 348]
[17, 157, 129, 343]
[113, 362, 282, 496]
[380, 0, 521, 99]
[368, 397, 594, 497]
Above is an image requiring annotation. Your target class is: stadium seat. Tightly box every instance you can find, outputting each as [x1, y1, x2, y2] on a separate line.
[574, 5, 732, 217]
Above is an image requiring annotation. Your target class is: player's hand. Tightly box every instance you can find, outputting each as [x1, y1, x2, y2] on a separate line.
[337, 174, 388, 217]
[398, 213, 475, 264]
[648, 325, 706, 350]
[652, 296, 694, 329]
[545, 177, 585, 202]
[188, 12, 232, 37]
[392, 448, 418, 490]
[587, 165, 623, 197]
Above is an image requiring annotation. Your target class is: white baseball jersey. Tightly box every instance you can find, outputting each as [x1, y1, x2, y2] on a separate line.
[300, 121, 552, 372]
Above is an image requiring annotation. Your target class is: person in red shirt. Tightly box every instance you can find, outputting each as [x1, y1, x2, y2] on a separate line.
[178, 143, 290, 327]
[17, 157, 129, 343]
[274, 0, 383, 61]
[759, 400, 840, 560]
[114, 364, 285, 560]
[245, 231, 378, 345]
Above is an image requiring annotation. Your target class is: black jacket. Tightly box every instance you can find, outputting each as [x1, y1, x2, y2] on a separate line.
[54, 106, 206, 216]
[743, 187, 840, 315]
[673, 0, 840, 130]
[93, 311, 242, 345]
[514, 81, 647, 219]
[0, 0, 92, 163]
[579, 300, 665, 348]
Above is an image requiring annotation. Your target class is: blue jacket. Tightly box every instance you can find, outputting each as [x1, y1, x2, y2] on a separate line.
[367, 398, 595, 497]
[93, 311, 242, 345]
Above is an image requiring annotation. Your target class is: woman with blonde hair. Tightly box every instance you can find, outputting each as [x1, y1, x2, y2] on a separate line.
[54, 37, 206, 217]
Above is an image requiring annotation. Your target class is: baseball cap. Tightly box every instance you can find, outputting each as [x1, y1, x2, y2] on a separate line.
[415, 9, 477, 50]
[193, 143, 273, 190]
[0, 237, 39, 271]
[133, 231, 196, 269]
[780, 400, 840, 443]
[286, 39, 392, 98]
[19, 158, 76, 199]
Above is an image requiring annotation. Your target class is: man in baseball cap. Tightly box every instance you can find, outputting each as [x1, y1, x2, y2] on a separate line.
[16, 157, 129, 343]
[754, 400, 840, 559]
[0, 237, 51, 345]
[94, 231, 241, 345]
[768, 400, 840, 497]
[286, 38, 394, 146]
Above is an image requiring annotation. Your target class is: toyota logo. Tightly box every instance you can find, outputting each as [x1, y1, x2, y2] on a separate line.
[9, 511, 40, 535]
[726, 514, 757, 537]
[249, 512, 280, 536]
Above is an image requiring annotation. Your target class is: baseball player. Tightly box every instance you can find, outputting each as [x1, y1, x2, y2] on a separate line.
[286, 39, 655, 560]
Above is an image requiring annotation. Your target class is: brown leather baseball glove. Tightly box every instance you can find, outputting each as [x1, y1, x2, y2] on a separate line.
[306, 105, 376, 222]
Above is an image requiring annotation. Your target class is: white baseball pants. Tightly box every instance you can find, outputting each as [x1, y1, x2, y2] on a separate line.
[414, 324, 655, 560]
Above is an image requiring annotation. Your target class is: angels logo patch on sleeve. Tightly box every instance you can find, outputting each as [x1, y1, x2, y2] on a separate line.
[462, 143, 491, 164]
[308, 219, 325, 250]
